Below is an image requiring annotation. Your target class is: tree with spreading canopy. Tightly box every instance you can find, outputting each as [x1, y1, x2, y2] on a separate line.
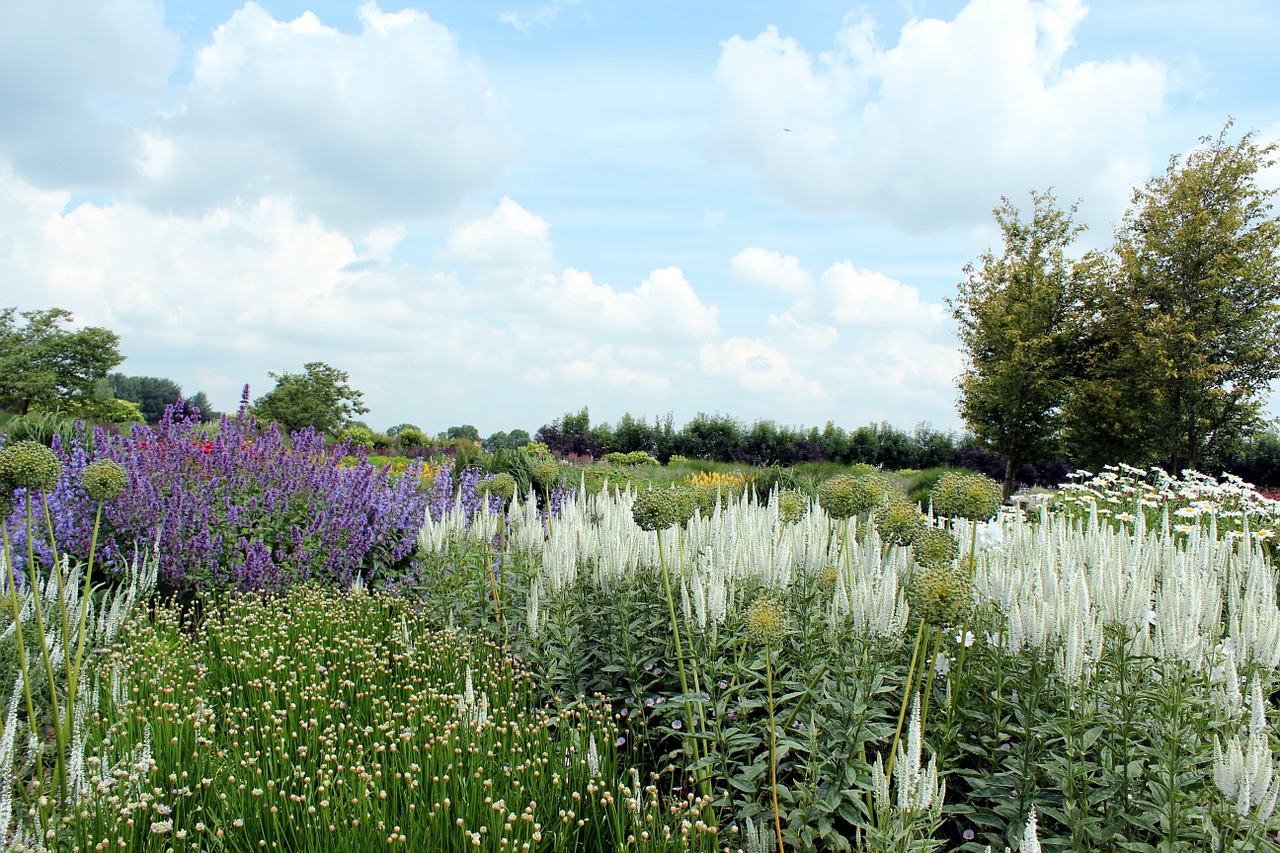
[0, 307, 123, 415]
[253, 361, 369, 436]
[1070, 124, 1280, 473]
[950, 190, 1096, 499]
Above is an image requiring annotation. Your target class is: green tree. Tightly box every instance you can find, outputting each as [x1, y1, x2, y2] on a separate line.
[107, 373, 184, 423]
[186, 391, 219, 422]
[950, 190, 1094, 498]
[0, 307, 123, 414]
[1094, 125, 1280, 472]
[446, 424, 481, 442]
[253, 361, 369, 435]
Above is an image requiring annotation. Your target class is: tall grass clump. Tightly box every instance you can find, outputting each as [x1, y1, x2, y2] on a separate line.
[51, 586, 720, 852]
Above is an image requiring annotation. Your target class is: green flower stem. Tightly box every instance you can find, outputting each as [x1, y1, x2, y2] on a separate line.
[64, 498, 104, 765]
[886, 617, 928, 782]
[1, 520, 42, 798]
[917, 625, 944, 732]
[656, 529, 701, 770]
[24, 493, 66, 802]
[764, 639, 785, 853]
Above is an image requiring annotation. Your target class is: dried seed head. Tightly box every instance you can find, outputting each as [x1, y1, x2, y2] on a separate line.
[631, 488, 679, 531]
[776, 489, 806, 525]
[0, 440, 64, 492]
[81, 459, 129, 501]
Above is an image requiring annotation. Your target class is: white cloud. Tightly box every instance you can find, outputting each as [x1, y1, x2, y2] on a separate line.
[820, 262, 947, 329]
[0, 0, 179, 186]
[442, 196, 556, 279]
[700, 337, 825, 401]
[709, 0, 1167, 230]
[139, 2, 517, 232]
[730, 247, 814, 294]
[499, 0, 584, 33]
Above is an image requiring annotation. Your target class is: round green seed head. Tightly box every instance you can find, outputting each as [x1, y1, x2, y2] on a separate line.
[483, 472, 517, 501]
[913, 527, 960, 569]
[906, 564, 975, 627]
[816, 476, 860, 519]
[776, 489, 806, 525]
[532, 460, 561, 491]
[81, 459, 128, 501]
[631, 488, 679, 531]
[0, 441, 64, 492]
[930, 471, 1003, 521]
[744, 598, 788, 645]
[874, 500, 928, 547]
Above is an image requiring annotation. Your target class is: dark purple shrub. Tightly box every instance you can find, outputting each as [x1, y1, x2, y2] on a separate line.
[5, 399, 429, 594]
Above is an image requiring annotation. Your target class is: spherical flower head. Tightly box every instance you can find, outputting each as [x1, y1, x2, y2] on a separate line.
[875, 500, 927, 547]
[817, 476, 860, 519]
[930, 472, 1003, 521]
[744, 598, 788, 645]
[81, 459, 128, 501]
[631, 488, 678, 531]
[532, 460, 561, 491]
[913, 527, 960, 569]
[819, 564, 839, 588]
[483, 472, 517, 501]
[776, 489, 806, 525]
[906, 564, 975, 627]
[0, 441, 64, 492]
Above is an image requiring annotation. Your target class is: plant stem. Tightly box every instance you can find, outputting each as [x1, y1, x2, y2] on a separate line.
[765, 640, 785, 853]
[886, 618, 927, 781]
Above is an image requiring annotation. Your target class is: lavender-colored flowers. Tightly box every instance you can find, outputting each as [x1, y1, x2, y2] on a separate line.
[5, 400, 428, 593]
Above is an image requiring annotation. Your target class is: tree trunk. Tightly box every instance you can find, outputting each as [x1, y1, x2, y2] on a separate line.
[1003, 456, 1017, 502]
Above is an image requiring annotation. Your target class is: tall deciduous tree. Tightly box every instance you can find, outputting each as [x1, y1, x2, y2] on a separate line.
[253, 361, 369, 436]
[950, 191, 1094, 499]
[1100, 125, 1280, 472]
[0, 307, 123, 414]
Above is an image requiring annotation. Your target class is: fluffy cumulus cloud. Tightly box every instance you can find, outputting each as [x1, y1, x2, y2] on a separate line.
[0, 176, 713, 428]
[138, 2, 516, 231]
[0, 0, 179, 186]
[709, 0, 1167, 229]
[713, 247, 963, 423]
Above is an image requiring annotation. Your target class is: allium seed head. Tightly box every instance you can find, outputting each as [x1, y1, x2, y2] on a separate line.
[631, 489, 679, 531]
[482, 472, 517, 501]
[874, 500, 927, 547]
[81, 459, 129, 501]
[906, 564, 975, 627]
[913, 527, 960, 569]
[0, 441, 64, 491]
[744, 598, 788, 645]
[532, 460, 561, 491]
[929, 472, 1003, 521]
[776, 489, 806, 525]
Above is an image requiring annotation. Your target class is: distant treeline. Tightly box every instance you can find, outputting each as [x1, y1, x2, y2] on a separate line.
[529, 407, 1280, 489]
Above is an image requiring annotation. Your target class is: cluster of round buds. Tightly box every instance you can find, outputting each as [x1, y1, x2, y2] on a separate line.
[874, 500, 928, 547]
[775, 489, 806, 525]
[631, 488, 682, 531]
[818, 473, 898, 519]
[0, 440, 65, 492]
[929, 471, 1003, 521]
[744, 598, 788, 645]
[482, 472, 517, 502]
[912, 527, 960, 570]
[81, 459, 129, 501]
[906, 564, 974, 627]
[532, 460, 561, 491]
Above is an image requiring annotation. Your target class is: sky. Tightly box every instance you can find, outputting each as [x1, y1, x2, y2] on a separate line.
[1, 0, 1277, 437]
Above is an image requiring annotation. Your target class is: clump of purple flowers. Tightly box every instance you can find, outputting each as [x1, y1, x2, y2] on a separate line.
[7, 396, 428, 594]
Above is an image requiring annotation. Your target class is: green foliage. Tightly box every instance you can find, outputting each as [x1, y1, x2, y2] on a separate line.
[105, 373, 183, 423]
[341, 424, 377, 449]
[950, 191, 1094, 498]
[0, 410, 81, 448]
[604, 450, 659, 466]
[252, 360, 369, 435]
[446, 424, 481, 442]
[1069, 124, 1280, 473]
[0, 307, 124, 415]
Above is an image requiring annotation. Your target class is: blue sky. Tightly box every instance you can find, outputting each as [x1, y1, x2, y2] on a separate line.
[1, 0, 1277, 436]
